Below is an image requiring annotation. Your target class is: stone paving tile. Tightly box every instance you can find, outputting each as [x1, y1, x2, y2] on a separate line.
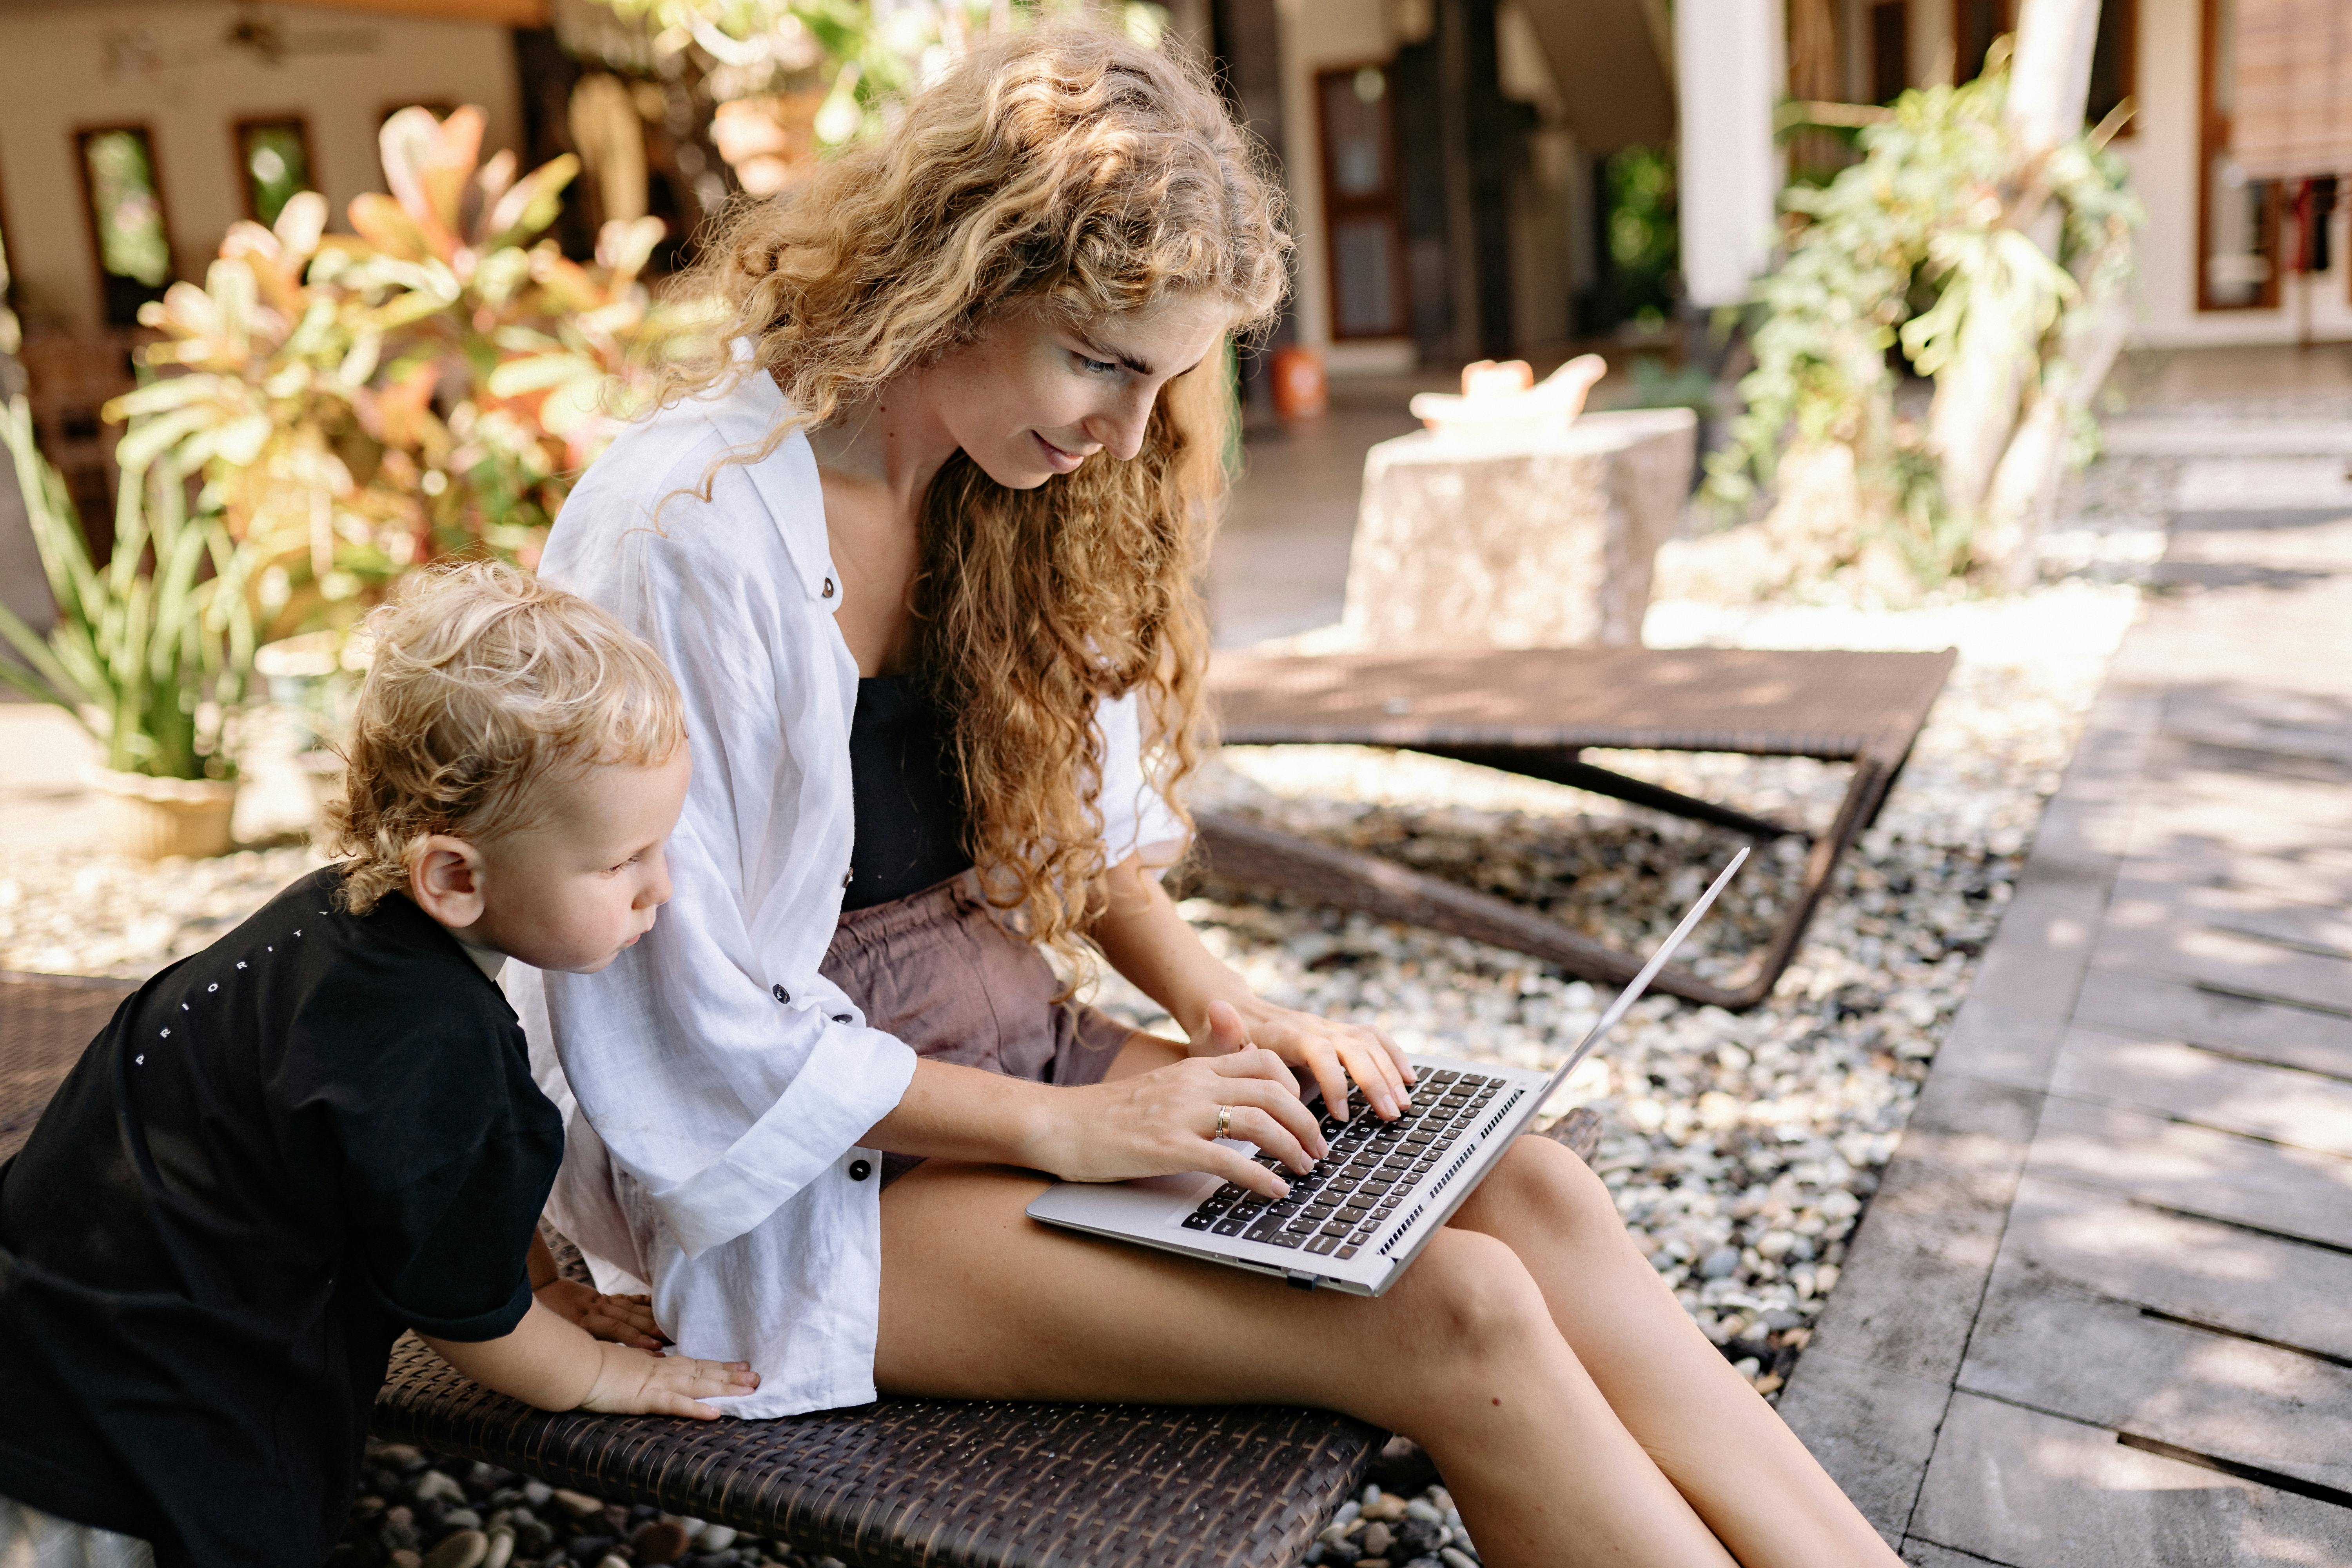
[2024, 1095, 2352, 1250]
[2087, 904, 2352, 1012]
[2070, 970, 2352, 1078]
[1791, 1073, 2043, 1386]
[1909, 1393, 2352, 1568]
[1958, 1261, 2352, 1493]
[2048, 1028, 2352, 1156]
[1993, 1174, 2352, 1368]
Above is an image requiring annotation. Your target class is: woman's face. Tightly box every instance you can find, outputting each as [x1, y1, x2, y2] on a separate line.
[918, 294, 1235, 489]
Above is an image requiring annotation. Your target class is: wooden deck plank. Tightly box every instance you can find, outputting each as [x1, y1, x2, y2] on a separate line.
[2098, 880, 2352, 956]
[2087, 907, 2352, 1013]
[2119, 780, 2352, 862]
[1958, 1264, 2352, 1492]
[2115, 843, 2352, 910]
[1994, 1176, 2352, 1362]
[2071, 970, 2352, 1079]
[2048, 1028, 2352, 1158]
[2023, 1096, 2352, 1251]
[1909, 1394, 2352, 1568]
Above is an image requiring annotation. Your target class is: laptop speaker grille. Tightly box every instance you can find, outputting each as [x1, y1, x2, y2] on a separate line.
[1377, 1087, 1525, 1257]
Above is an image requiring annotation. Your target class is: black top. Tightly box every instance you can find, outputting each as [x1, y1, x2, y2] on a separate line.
[844, 674, 973, 911]
[0, 867, 563, 1568]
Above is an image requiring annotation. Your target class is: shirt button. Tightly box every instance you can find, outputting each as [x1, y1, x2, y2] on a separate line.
[847, 1159, 872, 1181]
[772, 983, 790, 1004]
[821, 575, 837, 599]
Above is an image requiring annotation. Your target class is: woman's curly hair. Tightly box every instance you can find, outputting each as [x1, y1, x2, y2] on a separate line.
[325, 561, 686, 914]
[661, 22, 1290, 951]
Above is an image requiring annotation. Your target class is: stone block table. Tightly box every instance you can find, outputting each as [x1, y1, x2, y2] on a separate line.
[1339, 406, 1697, 652]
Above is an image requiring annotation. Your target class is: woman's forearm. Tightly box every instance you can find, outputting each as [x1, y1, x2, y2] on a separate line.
[861, 1059, 1060, 1166]
[1090, 856, 1251, 1039]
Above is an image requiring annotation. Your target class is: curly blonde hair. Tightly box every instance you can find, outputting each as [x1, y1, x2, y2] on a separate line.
[666, 23, 1289, 949]
[326, 561, 686, 915]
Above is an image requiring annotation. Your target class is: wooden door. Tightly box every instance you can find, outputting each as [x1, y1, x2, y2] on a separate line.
[1318, 64, 1408, 340]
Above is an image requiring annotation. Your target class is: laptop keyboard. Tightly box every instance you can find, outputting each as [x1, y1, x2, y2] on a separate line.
[1179, 1070, 1503, 1260]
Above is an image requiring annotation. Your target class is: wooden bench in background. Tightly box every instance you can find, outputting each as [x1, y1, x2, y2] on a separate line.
[1202, 645, 1958, 1011]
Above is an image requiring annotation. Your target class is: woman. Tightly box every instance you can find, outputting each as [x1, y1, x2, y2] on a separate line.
[512, 27, 1899, 1568]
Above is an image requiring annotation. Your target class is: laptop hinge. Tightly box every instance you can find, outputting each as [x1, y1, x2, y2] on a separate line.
[1285, 1270, 1319, 1291]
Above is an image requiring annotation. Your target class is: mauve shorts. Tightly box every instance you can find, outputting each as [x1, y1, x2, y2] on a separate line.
[819, 870, 1136, 1185]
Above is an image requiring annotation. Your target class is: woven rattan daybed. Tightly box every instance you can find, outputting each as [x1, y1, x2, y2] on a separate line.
[10, 969, 1537, 1568]
[1201, 645, 1956, 1011]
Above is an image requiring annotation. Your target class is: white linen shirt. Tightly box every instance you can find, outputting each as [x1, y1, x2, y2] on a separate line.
[505, 370, 1183, 1416]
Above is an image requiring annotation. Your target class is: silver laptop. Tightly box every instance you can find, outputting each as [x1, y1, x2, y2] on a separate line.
[1028, 848, 1749, 1295]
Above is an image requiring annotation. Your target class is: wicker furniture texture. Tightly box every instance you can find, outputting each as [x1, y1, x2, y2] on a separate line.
[1203, 645, 1958, 1011]
[0, 970, 1379, 1568]
[0, 969, 135, 1162]
[377, 1336, 1376, 1568]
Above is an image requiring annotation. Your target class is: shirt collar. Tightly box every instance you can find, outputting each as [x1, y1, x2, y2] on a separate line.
[693, 358, 842, 612]
[459, 940, 507, 981]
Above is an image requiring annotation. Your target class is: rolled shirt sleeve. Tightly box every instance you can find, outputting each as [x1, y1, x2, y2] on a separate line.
[505, 372, 1187, 1413]
[521, 429, 917, 1263]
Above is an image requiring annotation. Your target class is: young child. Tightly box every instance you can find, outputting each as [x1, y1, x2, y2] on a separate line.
[0, 563, 756, 1568]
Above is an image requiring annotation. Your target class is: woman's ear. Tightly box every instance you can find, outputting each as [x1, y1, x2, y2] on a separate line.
[409, 835, 489, 931]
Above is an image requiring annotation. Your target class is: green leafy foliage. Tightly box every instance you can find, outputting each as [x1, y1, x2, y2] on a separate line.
[1709, 62, 2140, 584]
[0, 397, 256, 780]
[598, 0, 1165, 151]
[110, 107, 686, 637]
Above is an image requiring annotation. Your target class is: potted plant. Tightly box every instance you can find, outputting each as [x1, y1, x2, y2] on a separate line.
[0, 396, 257, 859]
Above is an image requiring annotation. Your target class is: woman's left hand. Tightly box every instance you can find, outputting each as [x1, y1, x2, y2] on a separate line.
[1187, 997, 1415, 1122]
[534, 1278, 670, 1351]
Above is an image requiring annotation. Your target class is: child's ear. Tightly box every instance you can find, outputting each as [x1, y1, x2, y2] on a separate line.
[410, 835, 488, 931]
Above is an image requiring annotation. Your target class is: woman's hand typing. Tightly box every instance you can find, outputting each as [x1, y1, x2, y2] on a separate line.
[1187, 997, 1415, 1123]
[1087, 857, 1416, 1123]
[1027, 1045, 1327, 1198]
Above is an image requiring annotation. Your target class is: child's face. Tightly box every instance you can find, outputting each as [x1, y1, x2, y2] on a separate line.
[416, 746, 693, 973]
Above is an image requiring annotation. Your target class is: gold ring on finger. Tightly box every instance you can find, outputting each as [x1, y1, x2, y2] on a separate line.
[1216, 1104, 1232, 1138]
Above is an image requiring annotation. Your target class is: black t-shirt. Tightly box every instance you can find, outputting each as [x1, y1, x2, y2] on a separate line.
[0, 867, 563, 1568]
[843, 673, 974, 910]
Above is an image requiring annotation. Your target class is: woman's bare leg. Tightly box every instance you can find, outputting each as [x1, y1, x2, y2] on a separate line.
[1450, 1137, 1900, 1568]
[877, 1161, 1733, 1568]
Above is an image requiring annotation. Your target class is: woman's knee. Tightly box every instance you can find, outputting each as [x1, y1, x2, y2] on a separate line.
[1401, 1229, 1561, 1370]
[1474, 1134, 1626, 1241]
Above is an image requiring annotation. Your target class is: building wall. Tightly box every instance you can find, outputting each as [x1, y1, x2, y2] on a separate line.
[1901, 0, 2352, 347]
[1274, 0, 1402, 365]
[0, 0, 523, 332]
[2112, 0, 2352, 346]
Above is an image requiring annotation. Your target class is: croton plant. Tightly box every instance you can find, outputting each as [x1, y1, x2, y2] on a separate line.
[111, 107, 686, 637]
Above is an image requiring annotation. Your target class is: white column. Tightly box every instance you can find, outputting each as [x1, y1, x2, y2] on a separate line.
[1677, 0, 1786, 307]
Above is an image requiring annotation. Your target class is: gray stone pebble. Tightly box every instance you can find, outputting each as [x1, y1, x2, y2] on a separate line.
[337, 1445, 810, 1568]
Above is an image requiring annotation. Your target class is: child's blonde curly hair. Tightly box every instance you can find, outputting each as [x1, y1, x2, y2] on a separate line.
[325, 562, 686, 915]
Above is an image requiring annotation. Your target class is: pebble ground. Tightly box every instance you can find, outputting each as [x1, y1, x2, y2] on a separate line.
[344, 1440, 1464, 1568]
[4, 458, 2164, 1562]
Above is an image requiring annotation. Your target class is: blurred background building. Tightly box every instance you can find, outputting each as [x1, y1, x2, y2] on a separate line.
[0, 0, 2344, 504]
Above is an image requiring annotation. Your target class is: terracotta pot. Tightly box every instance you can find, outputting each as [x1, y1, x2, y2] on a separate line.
[1270, 345, 1328, 420]
[85, 768, 240, 861]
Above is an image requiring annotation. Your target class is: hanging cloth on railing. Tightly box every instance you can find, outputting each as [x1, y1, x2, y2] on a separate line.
[2233, 0, 2352, 181]
[2292, 177, 2338, 273]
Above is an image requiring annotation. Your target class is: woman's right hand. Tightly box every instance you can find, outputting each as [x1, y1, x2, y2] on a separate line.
[1033, 1047, 1327, 1198]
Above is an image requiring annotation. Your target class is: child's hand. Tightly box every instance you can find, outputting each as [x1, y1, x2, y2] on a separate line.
[535, 1278, 668, 1350]
[581, 1342, 759, 1419]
